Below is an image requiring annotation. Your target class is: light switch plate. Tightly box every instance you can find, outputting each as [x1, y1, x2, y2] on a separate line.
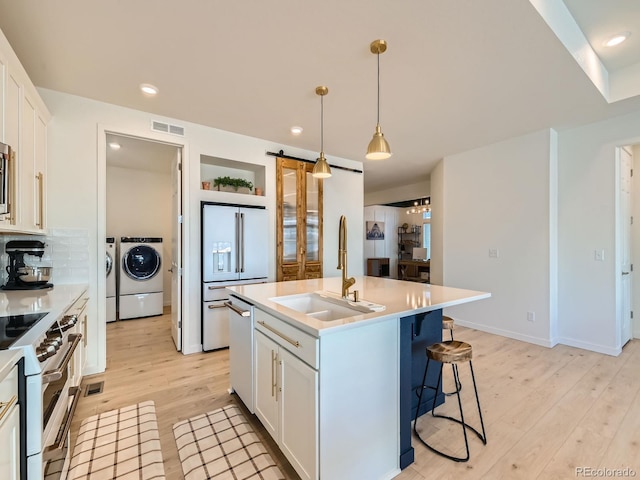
[595, 249, 605, 261]
[489, 248, 499, 258]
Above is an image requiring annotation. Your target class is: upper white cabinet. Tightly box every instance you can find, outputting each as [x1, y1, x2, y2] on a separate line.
[0, 27, 50, 234]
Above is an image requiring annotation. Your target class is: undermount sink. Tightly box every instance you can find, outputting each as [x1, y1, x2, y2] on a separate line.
[269, 291, 383, 321]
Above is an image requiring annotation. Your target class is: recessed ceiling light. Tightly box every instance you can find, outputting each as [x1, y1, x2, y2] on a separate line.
[108, 142, 121, 150]
[140, 83, 159, 96]
[604, 32, 630, 47]
[290, 126, 303, 135]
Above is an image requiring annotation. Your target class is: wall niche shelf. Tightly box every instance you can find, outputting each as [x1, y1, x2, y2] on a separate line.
[200, 154, 266, 206]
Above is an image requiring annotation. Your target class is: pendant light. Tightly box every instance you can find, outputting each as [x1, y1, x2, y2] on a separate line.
[312, 86, 332, 178]
[366, 39, 392, 160]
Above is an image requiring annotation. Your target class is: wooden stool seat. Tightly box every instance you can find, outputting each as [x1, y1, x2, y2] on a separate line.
[442, 315, 455, 331]
[427, 340, 472, 364]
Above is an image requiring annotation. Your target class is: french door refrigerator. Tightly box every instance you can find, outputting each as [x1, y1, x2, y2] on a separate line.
[201, 202, 268, 351]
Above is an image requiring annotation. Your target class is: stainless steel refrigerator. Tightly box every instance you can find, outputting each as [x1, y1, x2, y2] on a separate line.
[201, 202, 268, 350]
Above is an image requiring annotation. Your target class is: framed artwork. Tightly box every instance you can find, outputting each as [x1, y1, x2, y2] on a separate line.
[366, 221, 385, 240]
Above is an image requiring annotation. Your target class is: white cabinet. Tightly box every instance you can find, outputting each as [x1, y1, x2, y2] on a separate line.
[0, 364, 20, 480]
[254, 331, 279, 438]
[278, 347, 317, 480]
[254, 312, 318, 480]
[249, 304, 400, 480]
[68, 293, 89, 387]
[0, 26, 50, 233]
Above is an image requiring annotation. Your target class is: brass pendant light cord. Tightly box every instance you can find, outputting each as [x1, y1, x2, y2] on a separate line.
[376, 50, 380, 127]
[321, 93, 324, 154]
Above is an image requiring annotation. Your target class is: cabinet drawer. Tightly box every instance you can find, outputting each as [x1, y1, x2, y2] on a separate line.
[255, 309, 318, 369]
[0, 364, 18, 403]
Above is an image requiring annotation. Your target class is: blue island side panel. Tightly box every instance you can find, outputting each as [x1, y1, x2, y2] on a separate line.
[399, 309, 444, 469]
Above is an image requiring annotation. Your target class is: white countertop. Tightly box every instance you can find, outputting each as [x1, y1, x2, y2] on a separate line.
[0, 284, 88, 318]
[0, 284, 88, 375]
[0, 348, 23, 382]
[227, 276, 490, 336]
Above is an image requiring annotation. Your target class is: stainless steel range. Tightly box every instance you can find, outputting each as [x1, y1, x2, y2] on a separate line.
[0, 301, 82, 479]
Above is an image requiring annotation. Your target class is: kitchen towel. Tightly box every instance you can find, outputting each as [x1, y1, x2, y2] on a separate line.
[173, 404, 284, 480]
[67, 401, 165, 480]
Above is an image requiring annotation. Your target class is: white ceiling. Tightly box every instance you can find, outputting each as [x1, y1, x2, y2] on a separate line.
[0, 0, 639, 195]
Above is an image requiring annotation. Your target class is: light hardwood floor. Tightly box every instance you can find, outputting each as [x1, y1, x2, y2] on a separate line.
[71, 312, 640, 480]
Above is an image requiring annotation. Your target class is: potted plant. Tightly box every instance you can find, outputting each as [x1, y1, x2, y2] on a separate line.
[213, 176, 254, 194]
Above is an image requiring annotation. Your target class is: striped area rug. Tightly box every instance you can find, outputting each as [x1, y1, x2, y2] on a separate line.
[67, 401, 165, 479]
[173, 404, 284, 480]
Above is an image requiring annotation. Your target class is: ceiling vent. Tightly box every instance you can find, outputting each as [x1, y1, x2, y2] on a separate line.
[151, 120, 185, 137]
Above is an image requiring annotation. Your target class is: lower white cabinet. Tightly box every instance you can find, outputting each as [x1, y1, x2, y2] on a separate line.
[0, 364, 20, 480]
[254, 328, 317, 480]
[251, 305, 400, 480]
[69, 293, 89, 387]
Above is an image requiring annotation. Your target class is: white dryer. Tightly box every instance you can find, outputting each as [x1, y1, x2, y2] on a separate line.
[106, 237, 116, 322]
[118, 237, 164, 320]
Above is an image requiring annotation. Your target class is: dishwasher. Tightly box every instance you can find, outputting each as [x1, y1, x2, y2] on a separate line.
[225, 294, 255, 413]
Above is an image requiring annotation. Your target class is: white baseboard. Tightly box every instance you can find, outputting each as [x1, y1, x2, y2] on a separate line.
[556, 336, 622, 357]
[454, 319, 555, 348]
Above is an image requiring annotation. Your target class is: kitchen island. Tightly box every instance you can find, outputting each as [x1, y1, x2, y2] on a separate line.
[227, 276, 490, 480]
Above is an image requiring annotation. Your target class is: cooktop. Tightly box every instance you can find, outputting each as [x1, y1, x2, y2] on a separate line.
[0, 312, 49, 349]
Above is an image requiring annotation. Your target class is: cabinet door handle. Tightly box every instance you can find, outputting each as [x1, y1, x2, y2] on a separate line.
[257, 320, 300, 348]
[208, 304, 226, 309]
[271, 350, 277, 398]
[0, 395, 17, 423]
[36, 172, 44, 228]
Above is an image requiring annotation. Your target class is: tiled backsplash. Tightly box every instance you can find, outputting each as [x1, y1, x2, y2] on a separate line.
[0, 228, 90, 286]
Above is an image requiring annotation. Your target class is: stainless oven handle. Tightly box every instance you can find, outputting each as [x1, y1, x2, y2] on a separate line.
[43, 386, 81, 462]
[42, 334, 82, 384]
[224, 301, 251, 317]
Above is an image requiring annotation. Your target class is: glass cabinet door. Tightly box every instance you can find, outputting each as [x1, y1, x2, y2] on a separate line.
[276, 158, 323, 281]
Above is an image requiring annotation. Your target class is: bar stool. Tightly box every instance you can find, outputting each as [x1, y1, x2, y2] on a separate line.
[442, 315, 455, 341]
[441, 316, 461, 395]
[413, 340, 487, 462]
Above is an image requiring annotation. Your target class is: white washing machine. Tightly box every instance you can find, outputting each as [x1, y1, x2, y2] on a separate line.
[118, 237, 164, 320]
[106, 237, 116, 322]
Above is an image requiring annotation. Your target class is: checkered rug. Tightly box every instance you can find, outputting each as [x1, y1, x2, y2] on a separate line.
[173, 404, 284, 480]
[67, 401, 165, 479]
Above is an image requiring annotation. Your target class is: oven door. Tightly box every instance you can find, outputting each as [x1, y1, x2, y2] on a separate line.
[40, 333, 82, 479]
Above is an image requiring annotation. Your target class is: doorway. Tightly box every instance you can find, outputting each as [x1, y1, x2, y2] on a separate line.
[103, 132, 184, 351]
[617, 145, 638, 347]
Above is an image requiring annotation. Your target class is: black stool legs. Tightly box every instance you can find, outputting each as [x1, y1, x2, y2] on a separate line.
[413, 355, 487, 462]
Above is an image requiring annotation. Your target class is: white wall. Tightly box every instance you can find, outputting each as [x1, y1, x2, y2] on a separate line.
[40, 88, 363, 374]
[558, 110, 640, 355]
[436, 129, 558, 347]
[430, 161, 444, 285]
[106, 165, 172, 305]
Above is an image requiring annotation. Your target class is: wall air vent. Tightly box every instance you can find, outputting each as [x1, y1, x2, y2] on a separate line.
[151, 120, 185, 137]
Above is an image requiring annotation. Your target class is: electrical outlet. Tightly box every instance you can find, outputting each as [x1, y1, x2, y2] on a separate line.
[527, 311, 535, 322]
[594, 249, 605, 261]
[489, 248, 499, 258]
